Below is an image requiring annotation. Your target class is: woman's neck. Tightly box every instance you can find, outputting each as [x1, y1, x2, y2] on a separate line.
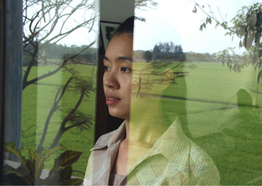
[124, 98, 171, 148]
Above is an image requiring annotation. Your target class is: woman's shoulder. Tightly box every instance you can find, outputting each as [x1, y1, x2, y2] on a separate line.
[189, 140, 216, 164]
[187, 141, 220, 185]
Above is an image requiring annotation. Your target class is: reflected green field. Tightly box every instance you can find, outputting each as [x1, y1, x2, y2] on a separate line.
[21, 62, 262, 184]
[166, 62, 262, 185]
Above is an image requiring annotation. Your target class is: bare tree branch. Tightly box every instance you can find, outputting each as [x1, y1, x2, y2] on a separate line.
[36, 77, 73, 153]
[22, 0, 97, 90]
[50, 87, 86, 149]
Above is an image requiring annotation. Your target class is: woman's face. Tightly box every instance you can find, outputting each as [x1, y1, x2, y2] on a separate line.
[103, 33, 133, 120]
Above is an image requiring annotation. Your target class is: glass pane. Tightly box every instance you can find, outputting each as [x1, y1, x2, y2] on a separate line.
[4, 0, 99, 185]
[132, 0, 262, 185]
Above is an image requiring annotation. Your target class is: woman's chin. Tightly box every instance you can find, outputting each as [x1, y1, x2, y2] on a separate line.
[109, 109, 129, 120]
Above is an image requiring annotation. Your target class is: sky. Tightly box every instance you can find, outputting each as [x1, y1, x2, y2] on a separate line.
[133, 0, 262, 54]
[55, 0, 262, 54]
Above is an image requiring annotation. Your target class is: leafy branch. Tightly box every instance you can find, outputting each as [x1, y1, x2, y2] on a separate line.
[193, 1, 262, 83]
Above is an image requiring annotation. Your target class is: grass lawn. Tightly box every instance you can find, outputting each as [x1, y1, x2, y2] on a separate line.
[21, 62, 262, 184]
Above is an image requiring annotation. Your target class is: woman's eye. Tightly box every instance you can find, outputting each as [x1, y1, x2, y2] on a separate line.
[121, 67, 132, 73]
[104, 65, 110, 71]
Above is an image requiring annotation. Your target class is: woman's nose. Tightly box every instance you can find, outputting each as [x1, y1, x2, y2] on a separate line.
[104, 71, 120, 89]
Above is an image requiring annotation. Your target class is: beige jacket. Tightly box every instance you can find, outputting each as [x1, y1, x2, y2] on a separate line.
[84, 120, 220, 185]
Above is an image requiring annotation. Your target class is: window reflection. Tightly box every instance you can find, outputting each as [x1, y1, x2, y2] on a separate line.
[4, 0, 98, 185]
[133, 0, 262, 185]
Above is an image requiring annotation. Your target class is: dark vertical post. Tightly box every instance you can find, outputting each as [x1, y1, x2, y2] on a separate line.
[95, 44, 107, 142]
[0, 0, 6, 183]
[4, 0, 23, 160]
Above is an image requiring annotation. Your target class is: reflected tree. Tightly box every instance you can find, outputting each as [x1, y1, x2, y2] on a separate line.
[22, 0, 96, 90]
[22, 0, 102, 147]
[17, 1, 98, 183]
[35, 74, 94, 153]
[143, 50, 152, 62]
[152, 41, 186, 61]
[22, 0, 97, 152]
[193, 1, 262, 82]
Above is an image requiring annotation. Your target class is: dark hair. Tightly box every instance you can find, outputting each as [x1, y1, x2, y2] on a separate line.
[114, 16, 134, 36]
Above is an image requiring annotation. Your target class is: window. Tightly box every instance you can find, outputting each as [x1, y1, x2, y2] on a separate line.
[1, 0, 262, 185]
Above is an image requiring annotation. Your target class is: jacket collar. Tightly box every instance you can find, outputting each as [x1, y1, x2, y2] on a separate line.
[92, 121, 126, 150]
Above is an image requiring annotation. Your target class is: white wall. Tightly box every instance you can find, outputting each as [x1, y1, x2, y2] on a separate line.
[100, 0, 134, 23]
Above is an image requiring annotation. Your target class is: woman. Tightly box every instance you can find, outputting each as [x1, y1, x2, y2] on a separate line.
[84, 16, 220, 185]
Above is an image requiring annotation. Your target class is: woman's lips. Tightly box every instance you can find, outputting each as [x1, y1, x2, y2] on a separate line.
[106, 96, 121, 105]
